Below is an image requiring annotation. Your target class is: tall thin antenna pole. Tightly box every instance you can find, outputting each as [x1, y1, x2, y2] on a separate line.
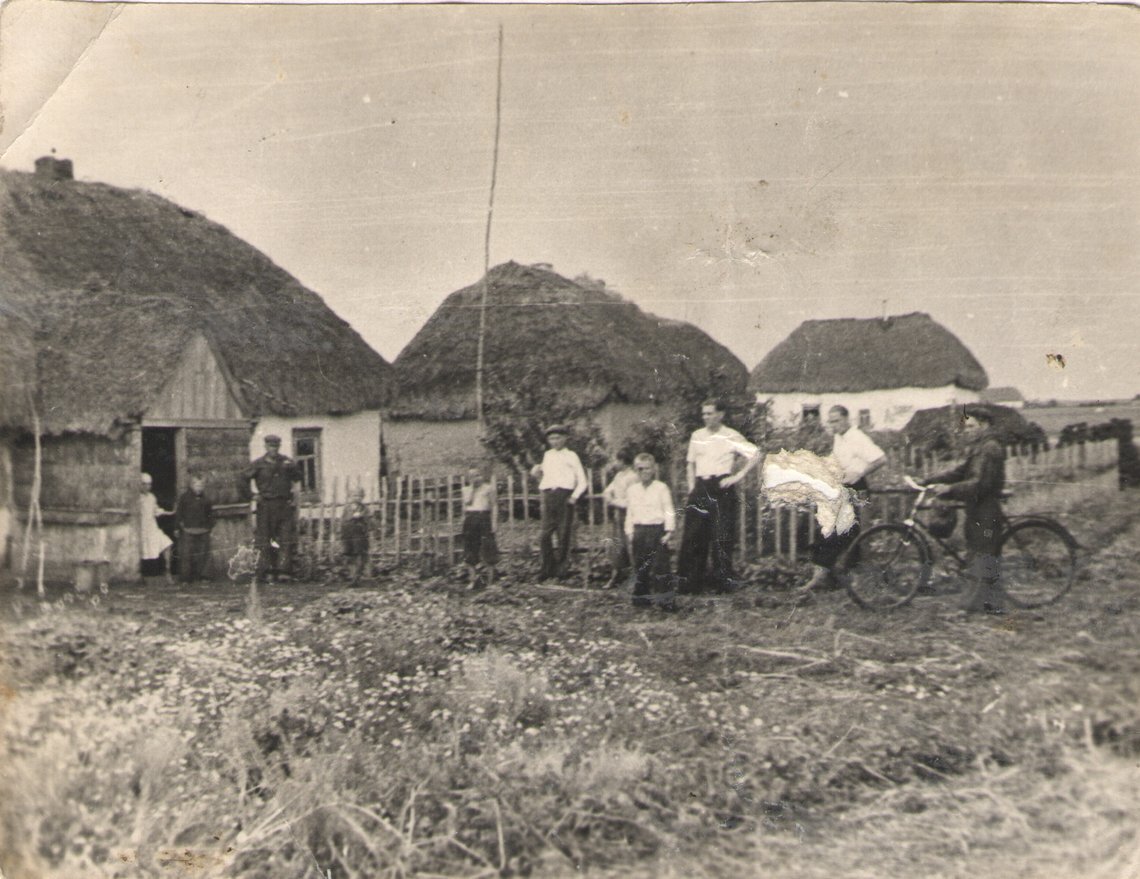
[475, 24, 504, 430]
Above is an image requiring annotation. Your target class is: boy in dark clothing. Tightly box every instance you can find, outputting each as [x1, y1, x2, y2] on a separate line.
[341, 487, 371, 584]
[176, 475, 216, 582]
[923, 404, 1006, 613]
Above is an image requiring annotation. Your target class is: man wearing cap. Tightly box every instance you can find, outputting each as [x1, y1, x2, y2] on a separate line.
[923, 404, 1007, 613]
[243, 434, 302, 583]
[677, 399, 761, 593]
[530, 425, 588, 581]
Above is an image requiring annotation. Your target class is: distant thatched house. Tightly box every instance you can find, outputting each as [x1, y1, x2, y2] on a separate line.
[979, 386, 1025, 409]
[749, 313, 989, 431]
[0, 159, 393, 580]
[388, 262, 747, 473]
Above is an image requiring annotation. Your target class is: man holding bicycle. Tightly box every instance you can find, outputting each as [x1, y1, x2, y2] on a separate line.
[922, 404, 1007, 614]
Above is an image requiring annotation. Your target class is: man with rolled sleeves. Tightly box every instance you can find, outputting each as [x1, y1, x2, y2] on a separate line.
[243, 435, 302, 583]
[799, 404, 887, 593]
[530, 424, 588, 582]
[677, 399, 761, 594]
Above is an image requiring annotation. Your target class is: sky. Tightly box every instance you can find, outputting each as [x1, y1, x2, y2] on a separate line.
[1, 0, 1137, 401]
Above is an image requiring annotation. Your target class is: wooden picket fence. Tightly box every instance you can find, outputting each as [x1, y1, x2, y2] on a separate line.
[296, 438, 1119, 571]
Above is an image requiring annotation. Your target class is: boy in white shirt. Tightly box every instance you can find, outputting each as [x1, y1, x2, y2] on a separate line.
[624, 453, 676, 608]
[530, 425, 587, 581]
[601, 450, 638, 588]
[461, 467, 498, 589]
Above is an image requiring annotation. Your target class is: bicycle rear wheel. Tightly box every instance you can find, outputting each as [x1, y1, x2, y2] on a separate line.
[999, 519, 1078, 608]
[839, 523, 932, 610]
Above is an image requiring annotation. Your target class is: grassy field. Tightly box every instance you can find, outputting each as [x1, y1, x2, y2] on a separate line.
[2, 490, 1139, 879]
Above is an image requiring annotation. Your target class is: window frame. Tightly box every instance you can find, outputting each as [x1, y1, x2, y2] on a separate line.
[292, 427, 323, 501]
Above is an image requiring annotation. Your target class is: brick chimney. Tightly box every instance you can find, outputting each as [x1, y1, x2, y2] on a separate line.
[34, 156, 74, 181]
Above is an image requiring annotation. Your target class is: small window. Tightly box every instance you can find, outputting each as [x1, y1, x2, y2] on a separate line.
[293, 428, 322, 499]
[858, 410, 872, 430]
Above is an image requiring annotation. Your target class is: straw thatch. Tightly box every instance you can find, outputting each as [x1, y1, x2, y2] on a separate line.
[979, 386, 1025, 405]
[0, 165, 394, 435]
[392, 261, 747, 419]
[0, 300, 37, 431]
[749, 313, 988, 394]
[901, 403, 1045, 450]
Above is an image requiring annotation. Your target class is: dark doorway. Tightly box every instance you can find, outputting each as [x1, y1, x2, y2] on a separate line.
[142, 428, 179, 575]
[142, 428, 179, 510]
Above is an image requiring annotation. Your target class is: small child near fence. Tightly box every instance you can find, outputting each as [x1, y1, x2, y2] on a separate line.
[341, 487, 371, 584]
[462, 467, 499, 589]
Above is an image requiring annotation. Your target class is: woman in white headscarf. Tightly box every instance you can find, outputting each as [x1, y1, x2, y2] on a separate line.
[139, 473, 174, 582]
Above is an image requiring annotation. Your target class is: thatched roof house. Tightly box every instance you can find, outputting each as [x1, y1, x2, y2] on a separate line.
[388, 262, 747, 472]
[749, 313, 989, 431]
[980, 386, 1026, 408]
[0, 159, 395, 580]
[1, 161, 393, 425]
[394, 261, 745, 419]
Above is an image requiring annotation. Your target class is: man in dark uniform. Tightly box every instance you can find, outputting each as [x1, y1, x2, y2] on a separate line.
[243, 435, 302, 583]
[923, 404, 1007, 613]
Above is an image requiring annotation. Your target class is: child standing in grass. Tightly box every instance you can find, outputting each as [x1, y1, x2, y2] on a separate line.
[341, 487, 370, 584]
[461, 467, 499, 589]
[624, 453, 676, 609]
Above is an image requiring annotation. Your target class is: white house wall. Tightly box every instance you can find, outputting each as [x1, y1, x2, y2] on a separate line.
[758, 385, 981, 431]
[253, 411, 383, 500]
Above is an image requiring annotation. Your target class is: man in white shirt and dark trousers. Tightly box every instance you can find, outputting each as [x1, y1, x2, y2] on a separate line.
[531, 425, 588, 581]
[624, 453, 676, 608]
[677, 400, 761, 594]
[801, 405, 887, 593]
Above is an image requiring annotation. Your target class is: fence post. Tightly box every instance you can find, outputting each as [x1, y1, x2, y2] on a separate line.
[447, 473, 456, 568]
[379, 476, 388, 561]
[393, 477, 403, 564]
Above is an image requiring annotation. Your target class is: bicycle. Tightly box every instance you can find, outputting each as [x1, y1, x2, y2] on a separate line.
[839, 476, 1079, 611]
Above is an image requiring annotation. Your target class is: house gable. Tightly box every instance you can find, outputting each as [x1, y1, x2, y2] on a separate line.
[144, 334, 248, 425]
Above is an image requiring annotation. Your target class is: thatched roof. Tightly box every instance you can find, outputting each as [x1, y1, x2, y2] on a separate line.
[980, 386, 1025, 404]
[0, 300, 36, 431]
[749, 313, 988, 394]
[0, 164, 393, 434]
[391, 262, 747, 420]
[901, 403, 1045, 450]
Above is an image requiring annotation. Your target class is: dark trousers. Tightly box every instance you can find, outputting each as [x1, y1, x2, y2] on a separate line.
[539, 489, 574, 579]
[962, 498, 1003, 611]
[811, 479, 867, 570]
[677, 477, 736, 593]
[255, 497, 296, 578]
[608, 508, 631, 578]
[630, 524, 672, 602]
[179, 532, 212, 581]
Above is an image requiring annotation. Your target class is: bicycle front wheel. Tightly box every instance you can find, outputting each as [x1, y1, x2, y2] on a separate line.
[999, 519, 1078, 609]
[839, 523, 932, 610]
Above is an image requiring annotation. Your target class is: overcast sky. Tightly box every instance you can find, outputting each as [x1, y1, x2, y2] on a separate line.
[2, 0, 1136, 401]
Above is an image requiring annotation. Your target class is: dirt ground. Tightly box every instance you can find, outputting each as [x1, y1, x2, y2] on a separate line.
[2, 490, 1138, 879]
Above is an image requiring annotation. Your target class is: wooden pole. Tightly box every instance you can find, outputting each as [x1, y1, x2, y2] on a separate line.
[475, 25, 505, 427]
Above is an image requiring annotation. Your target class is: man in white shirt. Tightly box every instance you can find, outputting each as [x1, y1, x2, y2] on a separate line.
[624, 453, 676, 608]
[677, 399, 761, 593]
[802, 405, 887, 592]
[530, 425, 588, 581]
